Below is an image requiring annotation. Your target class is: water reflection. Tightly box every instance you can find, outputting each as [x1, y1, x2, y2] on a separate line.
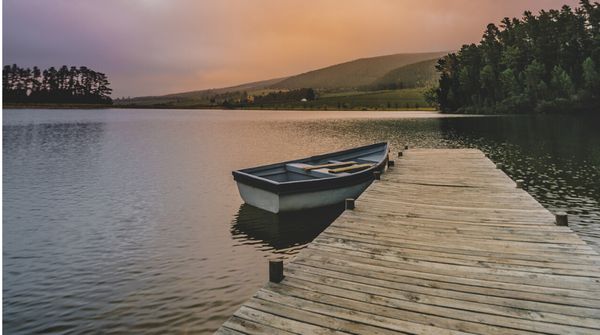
[231, 204, 344, 255]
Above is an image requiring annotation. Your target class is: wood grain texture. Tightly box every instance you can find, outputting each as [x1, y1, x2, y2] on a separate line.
[216, 149, 600, 335]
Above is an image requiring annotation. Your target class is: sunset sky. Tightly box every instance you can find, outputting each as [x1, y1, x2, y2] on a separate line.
[3, 0, 580, 97]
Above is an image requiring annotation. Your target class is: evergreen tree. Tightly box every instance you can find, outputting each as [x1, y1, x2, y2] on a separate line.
[499, 68, 520, 98]
[550, 65, 575, 97]
[582, 57, 600, 92]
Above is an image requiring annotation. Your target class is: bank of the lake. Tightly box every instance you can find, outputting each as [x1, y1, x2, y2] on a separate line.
[3, 109, 600, 334]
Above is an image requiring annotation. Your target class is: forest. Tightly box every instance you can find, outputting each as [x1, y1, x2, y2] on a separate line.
[3, 65, 113, 104]
[431, 0, 600, 114]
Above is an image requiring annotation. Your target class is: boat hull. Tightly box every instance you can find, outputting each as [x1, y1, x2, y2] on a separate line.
[236, 179, 373, 213]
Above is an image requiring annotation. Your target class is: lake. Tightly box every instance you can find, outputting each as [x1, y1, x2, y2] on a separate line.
[3, 109, 600, 334]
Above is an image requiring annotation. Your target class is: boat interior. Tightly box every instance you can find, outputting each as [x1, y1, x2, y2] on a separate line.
[248, 146, 387, 183]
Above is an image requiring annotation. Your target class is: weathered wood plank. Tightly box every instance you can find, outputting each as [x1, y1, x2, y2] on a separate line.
[285, 265, 600, 315]
[309, 239, 600, 277]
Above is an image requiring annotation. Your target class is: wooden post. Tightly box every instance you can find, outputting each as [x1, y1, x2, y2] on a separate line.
[516, 179, 524, 188]
[269, 260, 284, 283]
[398, 151, 403, 157]
[373, 171, 381, 180]
[496, 163, 503, 169]
[404, 145, 409, 150]
[555, 212, 568, 226]
[345, 198, 355, 210]
[387, 160, 395, 167]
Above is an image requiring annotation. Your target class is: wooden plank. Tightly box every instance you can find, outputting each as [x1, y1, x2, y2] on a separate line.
[324, 225, 591, 249]
[216, 149, 600, 334]
[309, 239, 600, 277]
[311, 235, 600, 272]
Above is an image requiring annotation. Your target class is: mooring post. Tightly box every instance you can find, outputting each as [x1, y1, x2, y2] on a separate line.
[373, 171, 381, 180]
[555, 212, 569, 226]
[516, 179, 524, 188]
[388, 160, 395, 167]
[345, 198, 355, 210]
[404, 145, 409, 150]
[496, 163, 504, 169]
[269, 259, 284, 283]
[398, 151, 403, 157]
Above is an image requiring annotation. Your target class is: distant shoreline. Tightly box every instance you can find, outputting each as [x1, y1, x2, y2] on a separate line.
[115, 106, 437, 111]
[3, 103, 436, 112]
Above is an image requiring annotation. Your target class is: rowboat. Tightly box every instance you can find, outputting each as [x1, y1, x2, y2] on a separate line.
[232, 142, 389, 213]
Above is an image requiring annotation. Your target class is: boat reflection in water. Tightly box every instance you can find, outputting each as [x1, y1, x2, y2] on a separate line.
[230, 203, 344, 255]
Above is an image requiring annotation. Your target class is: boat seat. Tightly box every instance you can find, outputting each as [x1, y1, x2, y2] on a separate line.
[302, 161, 356, 171]
[329, 163, 374, 174]
[286, 163, 352, 177]
[355, 154, 382, 163]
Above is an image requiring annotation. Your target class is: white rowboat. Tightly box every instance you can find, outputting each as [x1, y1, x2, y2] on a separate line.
[232, 142, 389, 213]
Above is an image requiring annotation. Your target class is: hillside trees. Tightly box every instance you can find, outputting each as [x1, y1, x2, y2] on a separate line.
[433, 0, 600, 113]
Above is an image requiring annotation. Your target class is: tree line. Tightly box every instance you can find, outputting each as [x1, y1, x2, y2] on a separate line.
[3, 64, 113, 104]
[430, 0, 600, 113]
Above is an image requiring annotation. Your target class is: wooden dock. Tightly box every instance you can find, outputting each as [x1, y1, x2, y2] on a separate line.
[217, 149, 600, 334]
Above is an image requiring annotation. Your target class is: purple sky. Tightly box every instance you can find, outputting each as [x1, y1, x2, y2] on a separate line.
[3, 0, 580, 97]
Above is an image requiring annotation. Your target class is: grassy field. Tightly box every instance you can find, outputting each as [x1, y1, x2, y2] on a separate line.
[115, 88, 434, 110]
[255, 88, 433, 110]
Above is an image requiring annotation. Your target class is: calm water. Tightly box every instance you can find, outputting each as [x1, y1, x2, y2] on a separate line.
[3, 109, 600, 334]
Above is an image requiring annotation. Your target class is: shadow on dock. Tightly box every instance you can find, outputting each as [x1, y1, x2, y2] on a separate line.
[230, 203, 344, 254]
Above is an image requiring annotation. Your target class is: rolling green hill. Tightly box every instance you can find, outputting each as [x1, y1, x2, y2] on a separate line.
[269, 52, 447, 90]
[115, 51, 448, 109]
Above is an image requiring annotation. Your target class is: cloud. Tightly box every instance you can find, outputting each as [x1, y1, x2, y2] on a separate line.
[3, 0, 580, 97]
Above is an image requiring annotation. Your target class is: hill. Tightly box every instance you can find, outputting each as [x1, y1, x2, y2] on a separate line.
[269, 52, 447, 90]
[114, 51, 449, 109]
[368, 58, 439, 90]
